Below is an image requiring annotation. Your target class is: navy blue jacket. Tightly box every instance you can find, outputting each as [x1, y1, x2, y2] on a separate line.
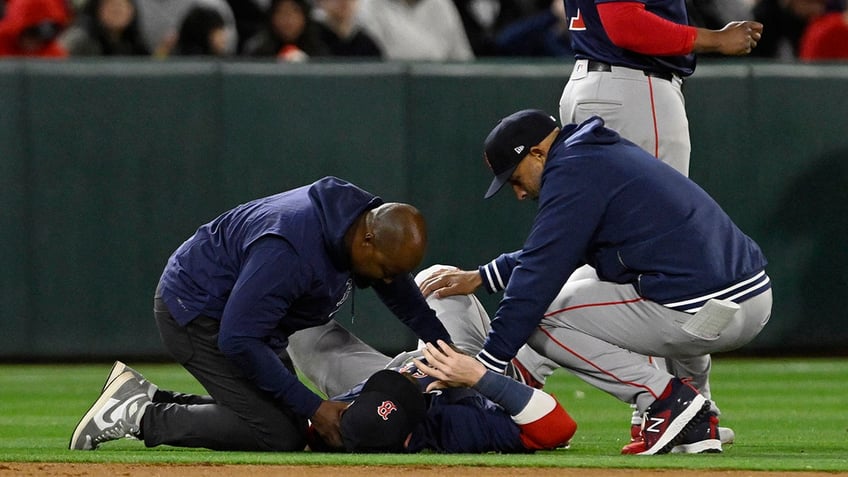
[477, 117, 769, 372]
[158, 176, 451, 417]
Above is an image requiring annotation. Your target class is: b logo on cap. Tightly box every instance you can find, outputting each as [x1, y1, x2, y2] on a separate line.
[377, 400, 398, 421]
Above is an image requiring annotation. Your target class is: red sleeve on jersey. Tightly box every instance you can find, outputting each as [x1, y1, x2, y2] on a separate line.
[597, 2, 697, 56]
[518, 395, 577, 450]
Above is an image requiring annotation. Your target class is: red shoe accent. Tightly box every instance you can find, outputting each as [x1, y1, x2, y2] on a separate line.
[630, 423, 641, 441]
[621, 437, 647, 454]
[622, 422, 647, 454]
[511, 359, 544, 389]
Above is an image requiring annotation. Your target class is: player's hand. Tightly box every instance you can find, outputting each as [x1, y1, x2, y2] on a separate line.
[418, 268, 483, 298]
[310, 400, 349, 449]
[696, 21, 763, 55]
[720, 21, 763, 55]
[413, 340, 486, 391]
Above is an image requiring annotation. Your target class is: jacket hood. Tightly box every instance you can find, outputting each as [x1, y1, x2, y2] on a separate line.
[559, 115, 621, 148]
[308, 176, 383, 269]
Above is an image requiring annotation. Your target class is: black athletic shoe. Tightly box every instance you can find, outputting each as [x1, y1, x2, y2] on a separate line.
[634, 378, 710, 455]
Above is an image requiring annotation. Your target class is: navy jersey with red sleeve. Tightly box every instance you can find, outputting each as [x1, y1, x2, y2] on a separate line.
[331, 360, 576, 453]
[565, 0, 696, 76]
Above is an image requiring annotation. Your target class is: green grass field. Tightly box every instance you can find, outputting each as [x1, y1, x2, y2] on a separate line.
[1, 358, 846, 471]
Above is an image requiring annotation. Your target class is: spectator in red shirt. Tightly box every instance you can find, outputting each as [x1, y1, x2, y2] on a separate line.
[0, 0, 71, 57]
[799, 7, 848, 59]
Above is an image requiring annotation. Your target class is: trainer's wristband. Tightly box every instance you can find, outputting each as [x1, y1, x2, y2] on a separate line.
[478, 262, 504, 294]
[475, 349, 508, 374]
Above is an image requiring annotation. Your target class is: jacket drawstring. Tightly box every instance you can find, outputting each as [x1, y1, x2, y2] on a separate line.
[350, 286, 356, 324]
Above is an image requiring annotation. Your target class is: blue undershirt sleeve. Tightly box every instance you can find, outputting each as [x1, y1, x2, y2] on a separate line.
[472, 370, 534, 416]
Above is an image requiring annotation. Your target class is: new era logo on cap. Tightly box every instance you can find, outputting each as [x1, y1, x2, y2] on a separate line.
[482, 109, 558, 198]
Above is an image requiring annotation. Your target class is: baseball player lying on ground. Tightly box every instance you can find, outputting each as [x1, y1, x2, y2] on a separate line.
[288, 264, 575, 453]
[307, 341, 575, 453]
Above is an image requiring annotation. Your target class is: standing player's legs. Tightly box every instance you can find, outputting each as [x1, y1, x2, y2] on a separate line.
[646, 75, 689, 174]
[559, 60, 690, 176]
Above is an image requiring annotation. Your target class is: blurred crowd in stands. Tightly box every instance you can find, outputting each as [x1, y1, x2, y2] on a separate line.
[0, 0, 845, 60]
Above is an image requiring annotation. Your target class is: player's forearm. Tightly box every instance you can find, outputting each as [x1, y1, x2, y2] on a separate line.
[691, 21, 763, 55]
[692, 28, 727, 53]
[472, 369, 535, 415]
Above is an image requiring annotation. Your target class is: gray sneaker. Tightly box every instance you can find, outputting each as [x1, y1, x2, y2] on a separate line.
[69, 371, 152, 450]
[102, 361, 158, 400]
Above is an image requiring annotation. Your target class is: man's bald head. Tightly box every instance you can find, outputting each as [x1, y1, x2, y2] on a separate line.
[368, 203, 427, 271]
[347, 202, 428, 284]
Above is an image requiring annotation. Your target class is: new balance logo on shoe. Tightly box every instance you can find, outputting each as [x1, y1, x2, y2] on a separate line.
[644, 415, 667, 434]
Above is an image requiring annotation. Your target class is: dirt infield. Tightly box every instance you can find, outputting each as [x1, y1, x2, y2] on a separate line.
[1, 464, 844, 477]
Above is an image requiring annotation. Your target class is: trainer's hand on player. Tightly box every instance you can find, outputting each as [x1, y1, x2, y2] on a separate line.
[418, 268, 483, 298]
[310, 400, 348, 448]
[695, 20, 763, 55]
[413, 340, 486, 391]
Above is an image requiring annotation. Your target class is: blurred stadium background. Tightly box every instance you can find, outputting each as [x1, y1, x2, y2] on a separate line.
[1, 59, 846, 360]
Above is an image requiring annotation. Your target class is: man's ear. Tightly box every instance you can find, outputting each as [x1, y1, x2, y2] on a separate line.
[355, 233, 376, 258]
[530, 146, 546, 161]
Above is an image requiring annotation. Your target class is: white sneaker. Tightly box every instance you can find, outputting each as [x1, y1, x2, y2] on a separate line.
[69, 371, 152, 450]
[102, 361, 158, 400]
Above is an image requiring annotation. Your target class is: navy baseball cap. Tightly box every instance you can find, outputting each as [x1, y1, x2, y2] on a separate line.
[483, 109, 559, 198]
[340, 370, 426, 453]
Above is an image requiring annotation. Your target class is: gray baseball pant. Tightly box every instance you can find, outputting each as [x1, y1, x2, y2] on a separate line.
[527, 270, 772, 413]
[288, 265, 558, 399]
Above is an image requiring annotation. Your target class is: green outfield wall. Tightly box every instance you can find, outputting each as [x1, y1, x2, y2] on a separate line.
[1, 59, 846, 360]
